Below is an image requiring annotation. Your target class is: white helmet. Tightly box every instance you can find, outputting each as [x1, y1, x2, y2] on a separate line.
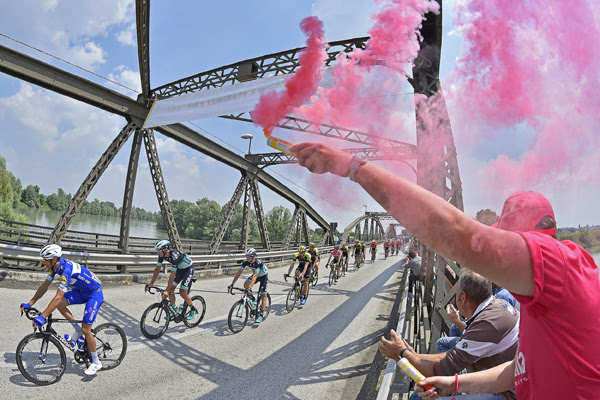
[40, 244, 62, 260]
[154, 239, 171, 251]
[245, 248, 257, 257]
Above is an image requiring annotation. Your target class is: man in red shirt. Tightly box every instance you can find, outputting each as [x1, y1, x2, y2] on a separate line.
[291, 142, 600, 399]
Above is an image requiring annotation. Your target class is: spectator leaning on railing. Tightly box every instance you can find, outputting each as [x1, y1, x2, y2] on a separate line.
[380, 268, 519, 400]
[405, 249, 422, 294]
[291, 142, 600, 399]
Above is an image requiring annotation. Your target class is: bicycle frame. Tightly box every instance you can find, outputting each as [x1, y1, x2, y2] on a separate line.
[146, 286, 190, 323]
[229, 287, 258, 314]
[21, 309, 92, 361]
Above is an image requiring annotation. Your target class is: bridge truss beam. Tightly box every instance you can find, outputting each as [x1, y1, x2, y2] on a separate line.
[48, 122, 137, 244]
[245, 147, 415, 166]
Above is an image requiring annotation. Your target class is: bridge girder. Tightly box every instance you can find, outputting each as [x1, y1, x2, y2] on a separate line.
[0, 43, 333, 249]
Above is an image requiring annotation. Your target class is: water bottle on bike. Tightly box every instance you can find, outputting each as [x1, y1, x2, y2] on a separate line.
[77, 335, 86, 351]
[64, 334, 76, 348]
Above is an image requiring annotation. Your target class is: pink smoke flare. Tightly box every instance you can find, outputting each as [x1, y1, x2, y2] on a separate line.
[250, 16, 327, 136]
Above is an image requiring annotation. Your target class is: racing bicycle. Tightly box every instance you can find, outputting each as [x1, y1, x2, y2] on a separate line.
[16, 307, 127, 385]
[327, 260, 339, 287]
[284, 274, 309, 312]
[227, 287, 271, 333]
[308, 265, 319, 287]
[140, 280, 206, 339]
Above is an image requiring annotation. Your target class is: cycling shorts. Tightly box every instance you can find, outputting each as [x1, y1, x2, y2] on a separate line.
[174, 265, 195, 291]
[296, 262, 312, 278]
[331, 258, 341, 267]
[64, 288, 104, 326]
[354, 248, 361, 255]
[246, 273, 268, 294]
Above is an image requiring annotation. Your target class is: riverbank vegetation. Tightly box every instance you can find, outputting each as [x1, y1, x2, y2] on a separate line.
[0, 155, 323, 242]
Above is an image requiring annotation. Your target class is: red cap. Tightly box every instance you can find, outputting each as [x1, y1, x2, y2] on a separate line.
[497, 191, 556, 236]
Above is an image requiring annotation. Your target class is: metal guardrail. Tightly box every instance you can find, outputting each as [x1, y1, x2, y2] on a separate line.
[0, 218, 294, 254]
[377, 268, 411, 400]
[0, 243, 333, 273]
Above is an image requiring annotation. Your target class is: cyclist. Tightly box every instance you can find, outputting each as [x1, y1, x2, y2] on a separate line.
[370, 239, 378, 262]
[146, 239, 197, 321]
[286, 246, 312, 305]
[383, 239, 391, 257]
[352, 240, 362, 266]
[20, 244, 104, 375]
[340, 242, 350, 275]
[360, 241, 366, 263]
[326, 245, 343, 279]
[307, 242, 320, 275]
[227, 248, 269, 323]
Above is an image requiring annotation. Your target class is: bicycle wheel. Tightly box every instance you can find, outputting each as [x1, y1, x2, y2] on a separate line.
[311, 270, 318, 287]
[93, 323, 127, 370]
[256, 293, 272, 321]
[228, 300, 248, 333]
[286, 287, 297, 312]
[140, 302, 170, 339]
[328, 269, 334, 287]
[16, 333, 66, 386]
[183, 295, 206, 328]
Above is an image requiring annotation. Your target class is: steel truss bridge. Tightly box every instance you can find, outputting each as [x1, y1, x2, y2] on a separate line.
[0, 1, 464, 397]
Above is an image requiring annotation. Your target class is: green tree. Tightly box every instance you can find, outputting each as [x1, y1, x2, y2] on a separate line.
[265, 205, 292, 241]
[0, 168, 12, 205]
[579, 231, 592, 248]
[21, 184, 41, 208]
[475, 209, 499, 226]
[182, 197, 222, 240]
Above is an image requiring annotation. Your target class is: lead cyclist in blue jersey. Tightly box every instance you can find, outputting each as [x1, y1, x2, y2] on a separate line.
[19, 244, 104, 375]
[146, 239, 197, 320]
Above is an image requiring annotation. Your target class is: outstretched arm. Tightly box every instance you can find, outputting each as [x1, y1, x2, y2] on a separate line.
[292, 143, 534, 296]
[417, 358, 515, 398]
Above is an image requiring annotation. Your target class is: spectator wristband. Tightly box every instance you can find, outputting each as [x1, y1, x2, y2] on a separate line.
[399, 348, 410, 360]
[453, 373, 459, 395]
[348, 156, 367, 182]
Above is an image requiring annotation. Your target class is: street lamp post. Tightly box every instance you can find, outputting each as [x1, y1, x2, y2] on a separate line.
[241, 133, 253, 154]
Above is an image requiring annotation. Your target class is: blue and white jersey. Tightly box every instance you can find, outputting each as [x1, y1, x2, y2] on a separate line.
[46, 258, 102, 292]
[240, 258, 268, 277]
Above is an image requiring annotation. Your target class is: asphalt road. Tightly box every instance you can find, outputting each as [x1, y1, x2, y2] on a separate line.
[0, 250, 407, 400]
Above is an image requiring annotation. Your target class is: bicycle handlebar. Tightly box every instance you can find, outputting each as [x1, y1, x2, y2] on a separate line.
[21, 307, 41, 320]
[146, 286, 176, 296]
[229, 287, 251, 295]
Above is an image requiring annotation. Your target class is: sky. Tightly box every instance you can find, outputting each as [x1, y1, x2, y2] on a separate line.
[0, 0, 598, 233]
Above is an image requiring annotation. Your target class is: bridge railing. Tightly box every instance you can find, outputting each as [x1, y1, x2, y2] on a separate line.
[0, 218, 292, 254]
[0, 242, 333, 274]
[377, 253, 450, 399]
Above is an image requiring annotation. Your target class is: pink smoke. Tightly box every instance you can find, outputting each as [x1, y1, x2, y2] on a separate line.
[298, 0, 439, 136]
[250, 16, 327, 136]
[450, 0, 600, 199]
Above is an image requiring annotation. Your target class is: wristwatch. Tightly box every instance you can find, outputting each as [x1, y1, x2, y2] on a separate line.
[399, 348, 410, 360]
[348, 155, 367, 182]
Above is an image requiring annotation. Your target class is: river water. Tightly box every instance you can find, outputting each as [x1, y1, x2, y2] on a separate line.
[11, 208, 600, 266]
[16, 207, 162, 238]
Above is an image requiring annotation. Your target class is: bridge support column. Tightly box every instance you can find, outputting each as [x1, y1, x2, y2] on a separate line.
[249, 179, 271, 251]
[119, 129, 144, 258]
[49, 122, 137, 245]
[143, 129, 182, 251]
[210, 174, 249, 254]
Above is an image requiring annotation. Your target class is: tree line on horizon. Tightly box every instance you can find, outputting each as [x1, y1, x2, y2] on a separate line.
[475, 208, 600, 253]
[0, 155, 323, 242]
